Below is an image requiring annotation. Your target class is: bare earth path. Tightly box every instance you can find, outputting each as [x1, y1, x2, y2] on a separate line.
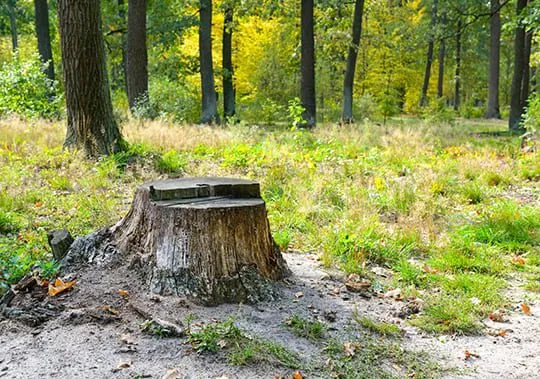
[0, 253, 538, 379]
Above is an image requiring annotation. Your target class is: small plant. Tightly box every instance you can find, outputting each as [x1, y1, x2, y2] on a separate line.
[188, 318, 242, 353]
[459, 182, 484, 204]
[284, 314, 327, 340]
[38, 259, 60, 280]
[156, 149, 187, 173]
[287, 97, 306, 130]
[273, 229, 292, 251]
[355, 315, 402, 337]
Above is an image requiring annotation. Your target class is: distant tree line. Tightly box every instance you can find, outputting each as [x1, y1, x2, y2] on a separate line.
[0, 0, 538, 156]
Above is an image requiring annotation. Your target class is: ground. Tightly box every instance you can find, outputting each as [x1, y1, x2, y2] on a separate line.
[0, 118, 539, 378]
[0, 254, 538, 378]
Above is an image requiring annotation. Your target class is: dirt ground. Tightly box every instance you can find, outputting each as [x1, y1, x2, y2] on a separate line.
[0, 253, 538, 379]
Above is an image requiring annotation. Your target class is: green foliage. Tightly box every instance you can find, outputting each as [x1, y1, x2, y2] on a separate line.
[188, 318, 242, 353]
[356, 316, 402, 337]
[522, 94, 540, 132]
[287, 97, 306, 130]
[322, 337, 440, 378]
[156, 149, 187, 174]
[188, 317, 300, 368]
[0, 55, 62, 119]
[284, 315, 327, 340]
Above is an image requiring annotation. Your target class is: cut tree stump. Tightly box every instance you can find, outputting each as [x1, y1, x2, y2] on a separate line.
[70, 177, 290, 305]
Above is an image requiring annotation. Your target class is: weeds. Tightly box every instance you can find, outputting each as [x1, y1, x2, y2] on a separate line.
[284, 315, 327, 340]
[0, 118, 538, 337]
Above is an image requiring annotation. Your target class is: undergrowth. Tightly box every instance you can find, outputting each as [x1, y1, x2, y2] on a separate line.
[0, 118, 538, 335]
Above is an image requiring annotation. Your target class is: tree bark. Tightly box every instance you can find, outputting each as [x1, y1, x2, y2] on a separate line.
[341, 0, 365, 123]
[420, 0, 437, 107]
[8, 0, 18, 52]
[199, 0, 220, 124]
[437, 34, 445, 98]
[34, 0, 54, 82]
[222, 6, 235, 118]
[520, 30, 533, 112]
[485, 0, 501, 118]
[301, 0, 316, 127]
[454, 19, 462, 111]
[57, 0, 123, 157]
[65, 178, 291, 305]
[509, 0, 528, 131]
[126, 0, 148, 109]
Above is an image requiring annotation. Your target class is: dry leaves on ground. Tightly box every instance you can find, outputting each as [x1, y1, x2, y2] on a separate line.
[48, 278, 76, 297]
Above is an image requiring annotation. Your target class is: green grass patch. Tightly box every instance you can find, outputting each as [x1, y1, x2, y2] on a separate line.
[187, 318, 300, 368]
[284, 315, 327, 341]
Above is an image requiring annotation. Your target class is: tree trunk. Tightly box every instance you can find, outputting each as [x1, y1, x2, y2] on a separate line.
[34, 0, 54, 82]
[222, 6, 235, 119]
[437, 36, 445, 98]
[341, 0, 365, 123]
[420, 0, 437, 107]
[509, 0, 528, 131]
[520, 30, 533, 112]
[199, 0, 220, 124]
[57, 0, 123, 157]
[66, 178, 291, 305]
[454, 19, 462, 111]
[126, 0, 148, 109]
[8, 0, 18, 52]
[485, 0, 501, 118]
[301, 0, 316, 128]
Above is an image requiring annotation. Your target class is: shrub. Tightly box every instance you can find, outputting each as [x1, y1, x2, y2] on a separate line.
[0, 55, 62, 118]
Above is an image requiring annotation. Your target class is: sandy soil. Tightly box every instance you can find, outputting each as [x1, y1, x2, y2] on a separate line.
[0, 253, 538, 379]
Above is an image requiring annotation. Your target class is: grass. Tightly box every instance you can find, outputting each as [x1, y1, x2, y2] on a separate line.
[0, 117, 538, 335]
[284, 314, 327, 340]
[322, 336, 440, 378]
[187, 318, 300, 368]
[355, 316, 402, 337]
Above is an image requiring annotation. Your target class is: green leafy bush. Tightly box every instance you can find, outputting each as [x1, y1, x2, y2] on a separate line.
[0, 55, 62, 118]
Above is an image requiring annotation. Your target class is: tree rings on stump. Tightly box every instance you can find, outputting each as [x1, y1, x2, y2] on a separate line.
[111, 177, 291, 305]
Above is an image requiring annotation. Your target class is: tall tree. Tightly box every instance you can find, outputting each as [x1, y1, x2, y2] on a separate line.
[7, 0, 18, 52]
[199, 0, 220, 124]
[485, 0, 501, 118]
[301, 0, 316, 127]
[222, 4, 235, 118]
[509, 0, 528, 131]
[341, 0, 365, 123]
[126, 0, 148, 109]
[57, 0, 123, 156]
[420, 0, 437, 107]
[520, 30, 533, 111]
[437, 12, 446, 98]
[34, 0, 54, 82]
[454, 18, 462, 110]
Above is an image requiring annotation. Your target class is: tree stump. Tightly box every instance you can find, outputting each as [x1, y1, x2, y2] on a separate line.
[109, 177, 290, 305]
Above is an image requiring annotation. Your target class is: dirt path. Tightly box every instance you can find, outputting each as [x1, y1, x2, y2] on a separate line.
[0, 253, 538, 378]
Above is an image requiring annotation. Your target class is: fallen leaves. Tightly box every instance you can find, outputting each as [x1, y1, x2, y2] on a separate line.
[48, 278, 76, 297]
[488, 309, 506, 322]
[344, 279, 371, 293]
[162, 368, 182, 379]
[383, 288, 402, 300]
[292, 371, 305, 379]
[464, 351, 480, 360]
[103, 305, 120, 315]
[422, 264, 438, 274]
[343, 342, 360, 357]
[521, 303, 532, 316]
[487, 329, 508, 337]
[512, 256, 526, 265]
[118, 289, 129, 298]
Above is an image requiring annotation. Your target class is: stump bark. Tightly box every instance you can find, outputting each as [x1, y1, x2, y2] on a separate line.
[106, 177, 290, 305]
